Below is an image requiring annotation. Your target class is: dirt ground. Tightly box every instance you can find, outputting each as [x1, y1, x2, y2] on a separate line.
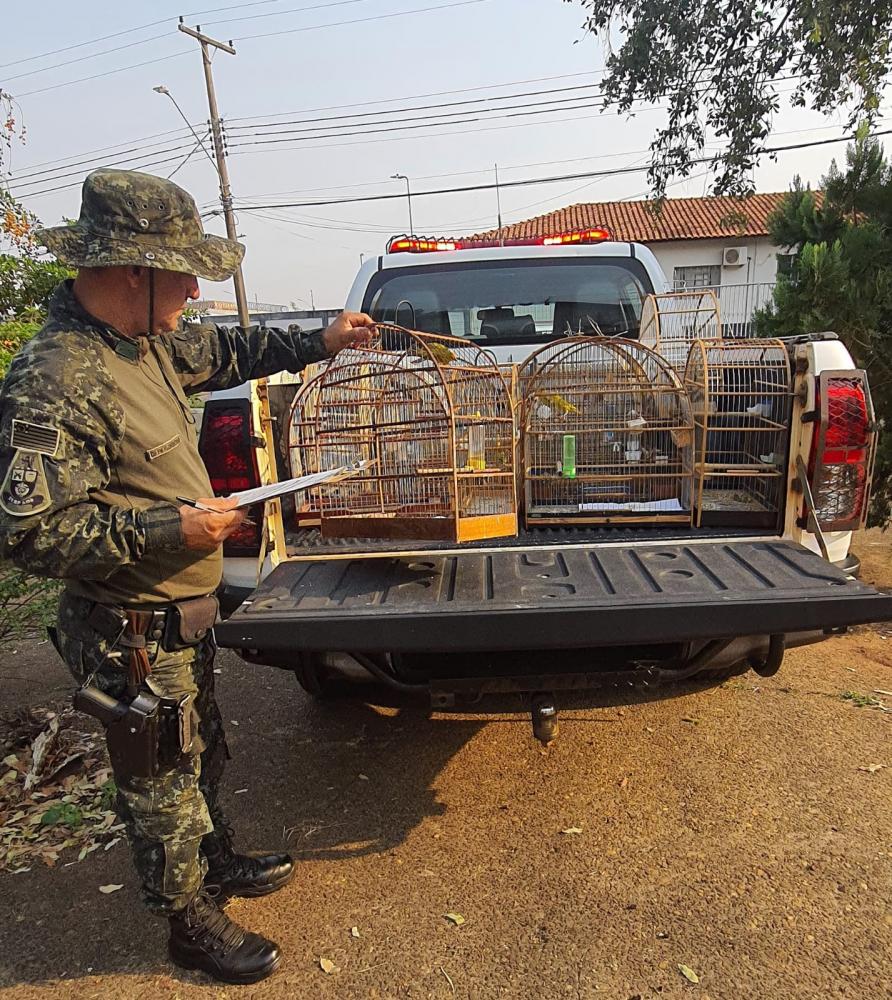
[0, 532, 890, 1000]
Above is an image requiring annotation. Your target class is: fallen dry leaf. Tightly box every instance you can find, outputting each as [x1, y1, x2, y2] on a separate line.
[444, 912, 465, 927]
[98, 884, 124, 894]
[319, 957, 337, 974]
[678, 964, 700, 984]
[561, 826, 583, 835]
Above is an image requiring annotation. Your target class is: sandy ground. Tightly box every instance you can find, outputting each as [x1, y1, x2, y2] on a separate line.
[0, 531, 890, 1000]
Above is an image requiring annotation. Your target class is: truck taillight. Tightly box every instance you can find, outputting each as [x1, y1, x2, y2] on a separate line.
[806, 371, 876, 532]
[198, 400, 263, 555]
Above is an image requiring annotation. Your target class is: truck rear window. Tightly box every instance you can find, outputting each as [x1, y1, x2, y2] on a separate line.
[362, 258, 653, 345]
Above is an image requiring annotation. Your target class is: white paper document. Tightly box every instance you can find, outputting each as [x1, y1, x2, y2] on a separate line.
[578, 498, 684, 512]
[194, 460, 374, 511]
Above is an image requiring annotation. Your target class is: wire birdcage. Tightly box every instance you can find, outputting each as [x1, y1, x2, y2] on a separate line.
[521, 337, 695, 525]
[301, 323, 517, 542]
[639, 290, 722, 371]
[684, 339, 792, 527]
[286, 364, 329, 524]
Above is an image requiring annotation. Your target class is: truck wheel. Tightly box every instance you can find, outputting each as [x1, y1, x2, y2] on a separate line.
[292, 653, 354, 700]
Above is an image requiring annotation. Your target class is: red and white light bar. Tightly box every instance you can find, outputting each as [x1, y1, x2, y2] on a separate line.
[386, 227, 612, 254]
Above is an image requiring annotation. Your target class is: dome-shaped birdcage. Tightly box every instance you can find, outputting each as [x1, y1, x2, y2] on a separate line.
[299, 323, 518, 542]
[286, 364, 330, 523]
[684, 338, 792, 527]
[639, 289, 722, 371]
[520, 337, 695, 525]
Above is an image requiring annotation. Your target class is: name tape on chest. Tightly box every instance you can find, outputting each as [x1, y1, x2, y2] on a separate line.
[146, 434, 182, 461]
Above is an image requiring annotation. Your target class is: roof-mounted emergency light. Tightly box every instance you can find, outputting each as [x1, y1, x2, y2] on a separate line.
[386, 227, 612, 254]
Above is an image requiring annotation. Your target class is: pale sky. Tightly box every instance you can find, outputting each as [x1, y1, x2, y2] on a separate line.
[5, 0, 889, 308]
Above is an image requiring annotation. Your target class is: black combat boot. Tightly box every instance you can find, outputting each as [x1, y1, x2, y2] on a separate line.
[202, 826, 295, 899]
[168, 891, 281, 984]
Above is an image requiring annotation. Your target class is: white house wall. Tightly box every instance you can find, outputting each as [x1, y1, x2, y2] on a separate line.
[646, 237, 780, 287]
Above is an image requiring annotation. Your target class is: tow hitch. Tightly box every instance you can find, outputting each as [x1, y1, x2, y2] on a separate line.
[531, 693, 558, 746]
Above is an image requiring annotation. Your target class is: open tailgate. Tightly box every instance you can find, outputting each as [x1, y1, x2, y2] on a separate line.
[215, 539, 892, 653]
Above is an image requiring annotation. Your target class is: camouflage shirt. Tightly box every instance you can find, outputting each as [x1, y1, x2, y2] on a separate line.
[0, 280, 328, 607]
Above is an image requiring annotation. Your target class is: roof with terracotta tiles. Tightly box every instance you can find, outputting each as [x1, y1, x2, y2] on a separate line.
[465, 193, 789, 244]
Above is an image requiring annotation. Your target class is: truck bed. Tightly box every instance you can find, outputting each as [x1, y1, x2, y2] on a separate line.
[215, 538, 892, 654]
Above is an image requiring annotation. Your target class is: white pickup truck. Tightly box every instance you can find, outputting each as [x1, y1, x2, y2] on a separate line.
[205, 234, 892, 738]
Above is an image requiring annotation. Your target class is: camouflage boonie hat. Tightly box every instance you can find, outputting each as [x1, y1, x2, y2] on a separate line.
[36, 167, 245, 282]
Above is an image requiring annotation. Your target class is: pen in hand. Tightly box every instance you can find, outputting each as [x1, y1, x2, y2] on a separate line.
[177, 496, 256, 528]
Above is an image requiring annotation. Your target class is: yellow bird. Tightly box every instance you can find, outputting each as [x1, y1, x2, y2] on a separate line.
[541, 392, 579, 415]
[427, 343, 456, 366]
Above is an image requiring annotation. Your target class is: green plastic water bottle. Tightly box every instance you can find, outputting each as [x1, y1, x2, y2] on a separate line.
[562, 434, 576, 479]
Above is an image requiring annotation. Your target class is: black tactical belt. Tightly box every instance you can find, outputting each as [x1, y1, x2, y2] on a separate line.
[87, 595, 219, 653]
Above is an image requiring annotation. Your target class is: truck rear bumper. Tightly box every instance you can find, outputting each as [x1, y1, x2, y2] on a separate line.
[214, 538, 892, 654]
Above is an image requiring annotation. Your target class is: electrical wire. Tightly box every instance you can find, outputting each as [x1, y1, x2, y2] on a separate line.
[233, 0, 495, 41]
[226, 70, 604, 124]
[201, 0, 369, 29]
[16, 50, 194, 100]
[11, 72, 607, 182]
[207, 128, 892, 213]
[10, 142, 210, 198]
[7, 130, 199, 184]
[0, 0, 336, 73]
[225, 82, 605, 133]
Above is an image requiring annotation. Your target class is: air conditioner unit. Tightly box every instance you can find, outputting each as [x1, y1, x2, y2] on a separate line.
[722, 246, 748, 267]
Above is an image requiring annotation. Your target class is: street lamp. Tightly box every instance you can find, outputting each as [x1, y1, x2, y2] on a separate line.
[153, 85, 217, 170]
[391, 172, 414, 235]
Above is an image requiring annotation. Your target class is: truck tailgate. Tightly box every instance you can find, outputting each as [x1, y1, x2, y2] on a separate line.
[214, 539, 892, 653]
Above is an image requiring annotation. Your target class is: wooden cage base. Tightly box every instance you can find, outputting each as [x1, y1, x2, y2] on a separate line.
[321, 512, 518, 543]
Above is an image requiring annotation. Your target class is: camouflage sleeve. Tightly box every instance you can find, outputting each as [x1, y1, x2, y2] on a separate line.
[0, 401, 184, 581]
[158, 322, 330, 392]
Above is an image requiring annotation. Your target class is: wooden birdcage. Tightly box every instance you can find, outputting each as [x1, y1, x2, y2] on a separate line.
[301, 324, 517, 542]
[521, 337, 695, 525]
[639, 289, 722, 371]
[684, 339, 792, 527]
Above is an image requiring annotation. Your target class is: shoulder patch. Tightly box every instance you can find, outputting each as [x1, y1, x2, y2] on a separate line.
[0, 450, 52, 517]
[10, 419, 60, 457]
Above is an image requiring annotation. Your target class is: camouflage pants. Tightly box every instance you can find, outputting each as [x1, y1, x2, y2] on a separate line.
[56, 591, 230, 916]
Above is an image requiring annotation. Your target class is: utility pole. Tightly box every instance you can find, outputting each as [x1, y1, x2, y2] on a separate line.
[178, 21, 250, 327]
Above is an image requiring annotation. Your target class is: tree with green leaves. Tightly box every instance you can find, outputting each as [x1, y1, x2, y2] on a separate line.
[756, 138, 892, 523]
[567, 1, 892, 200]
[1, 92, 72, 377]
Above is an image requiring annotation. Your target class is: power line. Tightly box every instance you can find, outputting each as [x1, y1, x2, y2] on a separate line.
[202, 0, 370, 29]
[0, 1, 298, 72]
[210, 128, 892, 213]
[7, 130, 198, 185]
[227, 94, 616, 146]
[226, 82, 605, 135]
[11, 144, 208, 199]
[12, 72, 602, 183]
[234, 0, 496, 41]
[5, 125, 194, 177]
[16, 50, 194, 100]
[225, 70, 603, 124]
[12, 0, 497, 101]
[3, 31, 173, 84]
[0, 18, 170, 71]
[4, 1, 374, 83]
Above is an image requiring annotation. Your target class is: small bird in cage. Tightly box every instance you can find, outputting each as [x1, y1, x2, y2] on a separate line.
[427, 343, 456, 366]
[539, 392, 579, 416]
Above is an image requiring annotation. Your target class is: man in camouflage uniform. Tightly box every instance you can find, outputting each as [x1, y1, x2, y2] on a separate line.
[0, 168, 374, 985]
